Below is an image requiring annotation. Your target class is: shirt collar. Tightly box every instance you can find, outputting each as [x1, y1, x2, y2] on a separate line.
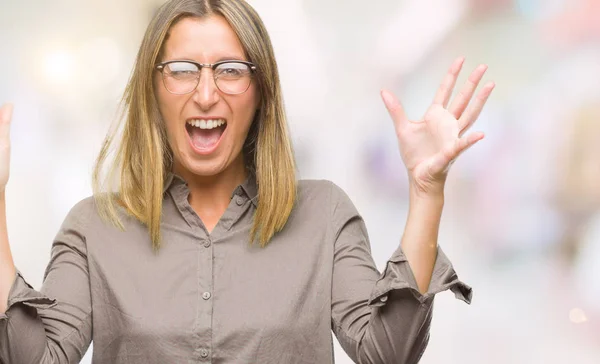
[239, 173, 258, 207]
[164, 171, 258, 207]
[162, 172, 185, 194]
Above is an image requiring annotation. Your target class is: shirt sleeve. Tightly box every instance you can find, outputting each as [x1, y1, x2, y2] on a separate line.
[0, 199, 93, 364]
[328, 182, 472, 364]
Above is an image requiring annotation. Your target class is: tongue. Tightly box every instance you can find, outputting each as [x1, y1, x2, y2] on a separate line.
[189, 127, 223, 149]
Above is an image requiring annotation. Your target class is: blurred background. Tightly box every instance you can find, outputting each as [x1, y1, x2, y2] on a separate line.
[1, 0, 599, 363]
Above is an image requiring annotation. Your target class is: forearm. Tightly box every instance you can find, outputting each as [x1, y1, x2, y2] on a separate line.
[0, 193, 16, 314]
[0, 193, 50, 363]
[401, 186, 444, 294]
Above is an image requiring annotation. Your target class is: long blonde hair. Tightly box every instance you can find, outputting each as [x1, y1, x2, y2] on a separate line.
[93, 0, 297, 251]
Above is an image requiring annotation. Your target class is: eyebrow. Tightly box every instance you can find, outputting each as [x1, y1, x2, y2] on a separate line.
[166, 55, 248, 63]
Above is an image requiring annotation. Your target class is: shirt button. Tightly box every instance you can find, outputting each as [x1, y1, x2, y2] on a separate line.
[380, 295, 388, 303]
[202, 291, 211, 300]
[203, 240, 211, 248]
[235, 196, 244, 206]
[200, 349, 209, 358]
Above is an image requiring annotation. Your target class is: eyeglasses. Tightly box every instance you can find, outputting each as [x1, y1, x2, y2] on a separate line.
[155, 60, 257, 95]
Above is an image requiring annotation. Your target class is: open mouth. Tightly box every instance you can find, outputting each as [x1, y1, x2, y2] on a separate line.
[185, 118, 227, 153]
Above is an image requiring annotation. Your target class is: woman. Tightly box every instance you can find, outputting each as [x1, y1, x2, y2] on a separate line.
[0, 0, 493, 363]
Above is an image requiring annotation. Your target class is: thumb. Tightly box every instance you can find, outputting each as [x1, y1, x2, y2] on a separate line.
[381, 90, 408, 130]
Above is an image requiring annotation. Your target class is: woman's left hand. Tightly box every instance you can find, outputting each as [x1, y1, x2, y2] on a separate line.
[381, 57, 495, 197]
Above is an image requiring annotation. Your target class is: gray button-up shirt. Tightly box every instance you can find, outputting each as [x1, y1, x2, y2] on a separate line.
[0, 173, 472, 363]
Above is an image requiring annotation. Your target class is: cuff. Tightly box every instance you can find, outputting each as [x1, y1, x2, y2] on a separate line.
[0, 270, 57, 320]
[368, 247, 473, 307]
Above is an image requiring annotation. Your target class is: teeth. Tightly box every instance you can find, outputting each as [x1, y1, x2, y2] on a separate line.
[187, 119, 226, 130]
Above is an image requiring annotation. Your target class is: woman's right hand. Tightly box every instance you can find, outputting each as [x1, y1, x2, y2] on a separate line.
[0, 103, 13, 194]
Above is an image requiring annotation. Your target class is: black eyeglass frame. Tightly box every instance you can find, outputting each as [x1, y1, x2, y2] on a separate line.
[155, 60, 258, 95]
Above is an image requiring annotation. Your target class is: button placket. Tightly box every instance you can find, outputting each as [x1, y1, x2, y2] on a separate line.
[194, 227, 213, 359]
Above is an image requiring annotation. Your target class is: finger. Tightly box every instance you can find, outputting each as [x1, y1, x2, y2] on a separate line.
[458, 82, 495, 136]
[428, 132, 484, 174]
[454, 131, 484, 159]
[448, 64, 488, 119]
[0, 103, 13, 142]
[432, 57, 465, 107]
[381, 89, 408, 130]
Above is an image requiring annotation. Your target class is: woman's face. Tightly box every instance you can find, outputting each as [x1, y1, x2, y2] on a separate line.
[155, 15, 260, 180]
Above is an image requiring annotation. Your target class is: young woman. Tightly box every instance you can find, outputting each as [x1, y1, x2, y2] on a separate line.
[0, 0, 494, 363]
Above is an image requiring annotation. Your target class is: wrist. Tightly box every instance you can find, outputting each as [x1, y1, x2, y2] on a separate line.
[409, 183, 445, 204]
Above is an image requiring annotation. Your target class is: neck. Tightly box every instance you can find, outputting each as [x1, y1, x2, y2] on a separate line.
[174, 159, 248, 207]
[172, 157, 248, 233]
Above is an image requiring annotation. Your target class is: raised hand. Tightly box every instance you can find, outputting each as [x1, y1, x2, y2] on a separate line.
[381, 57, 494, 196]
[0, 104, 13, 194]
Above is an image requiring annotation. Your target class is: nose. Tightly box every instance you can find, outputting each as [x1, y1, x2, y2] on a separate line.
[192, 68, 220, 110]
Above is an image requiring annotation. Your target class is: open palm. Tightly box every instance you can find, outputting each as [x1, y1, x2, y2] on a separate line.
[382, 57, 495, 195]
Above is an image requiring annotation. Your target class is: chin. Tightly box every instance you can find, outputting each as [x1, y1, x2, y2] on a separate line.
[171, 139, 243, 179]
[184, 158, 228, 178]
